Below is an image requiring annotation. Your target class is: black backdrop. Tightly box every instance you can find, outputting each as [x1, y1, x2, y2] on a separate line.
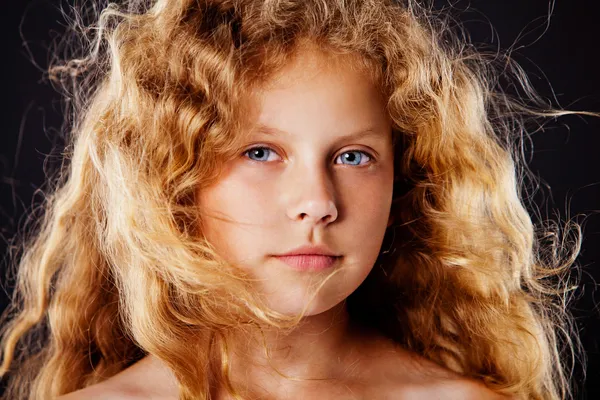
[1, 0, 599, 398]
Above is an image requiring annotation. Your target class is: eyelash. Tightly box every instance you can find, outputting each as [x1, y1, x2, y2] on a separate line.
[242, 145, 375, 166]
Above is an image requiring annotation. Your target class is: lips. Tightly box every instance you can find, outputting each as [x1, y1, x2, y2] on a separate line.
[273, 254, 341, 271]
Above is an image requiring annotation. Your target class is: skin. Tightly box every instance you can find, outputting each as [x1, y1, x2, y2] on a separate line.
[56, 44, 508, 399]
[198, 45, 395, 320]
[194, 42, 395, 397]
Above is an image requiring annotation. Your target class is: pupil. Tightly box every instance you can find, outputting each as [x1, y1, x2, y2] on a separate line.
[345, 153, 357, 163]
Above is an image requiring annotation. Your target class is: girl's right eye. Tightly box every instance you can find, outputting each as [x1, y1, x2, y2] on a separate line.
[243, 146, 281, 163]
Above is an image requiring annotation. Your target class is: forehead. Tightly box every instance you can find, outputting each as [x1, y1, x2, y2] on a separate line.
[244, 45, 389, 135]
[260, 42, 379, 92]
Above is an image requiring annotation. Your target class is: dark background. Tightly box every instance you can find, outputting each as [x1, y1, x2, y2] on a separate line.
[1, 0, 599, 398]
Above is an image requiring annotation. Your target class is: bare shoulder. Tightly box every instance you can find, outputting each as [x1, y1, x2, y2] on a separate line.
[55, 378, 164, 400]
[382, 357, 513, 400]
[394, 377, 513, 400]
[55, 382, 130, 400]
[365, 340, 512, 400]
[400, 355, 511, 399]
[55, 355, 178, 400]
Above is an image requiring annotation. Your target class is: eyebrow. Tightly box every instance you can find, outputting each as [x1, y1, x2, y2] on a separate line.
[252, 124, 388, 142]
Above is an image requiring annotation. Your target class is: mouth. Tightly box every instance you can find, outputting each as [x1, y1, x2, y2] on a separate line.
[272, 254, 341, 271]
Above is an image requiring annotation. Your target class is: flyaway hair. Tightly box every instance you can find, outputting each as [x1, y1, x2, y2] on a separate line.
[0, 1, 592, 399]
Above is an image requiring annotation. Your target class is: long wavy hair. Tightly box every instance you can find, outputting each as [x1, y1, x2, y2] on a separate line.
[0, 0, 591, 399]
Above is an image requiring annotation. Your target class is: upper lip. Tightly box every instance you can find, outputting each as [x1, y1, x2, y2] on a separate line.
[275, 244, 341, 257]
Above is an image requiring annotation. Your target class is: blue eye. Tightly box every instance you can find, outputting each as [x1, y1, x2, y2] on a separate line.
[244, 147, 279, 162]
[335, 150, 372, 166]
[243, 146, 373, 165]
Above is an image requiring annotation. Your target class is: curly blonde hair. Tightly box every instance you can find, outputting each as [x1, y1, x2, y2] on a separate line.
[0, 0, 591, 399]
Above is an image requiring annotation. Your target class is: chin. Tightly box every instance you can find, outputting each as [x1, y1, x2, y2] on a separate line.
[263, 290, 348, 319]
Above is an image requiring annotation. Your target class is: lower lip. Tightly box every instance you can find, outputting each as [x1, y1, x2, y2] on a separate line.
[273, 255, 341, 271]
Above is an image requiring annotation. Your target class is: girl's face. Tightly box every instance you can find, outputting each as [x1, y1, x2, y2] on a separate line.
[197, 47, 394, 316]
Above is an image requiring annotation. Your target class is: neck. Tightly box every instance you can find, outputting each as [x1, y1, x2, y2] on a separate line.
[132, 302, 384, 399]
[222, 301, 370, 395]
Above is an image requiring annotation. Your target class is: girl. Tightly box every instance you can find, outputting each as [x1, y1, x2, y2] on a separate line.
[0, 0, 590, 399]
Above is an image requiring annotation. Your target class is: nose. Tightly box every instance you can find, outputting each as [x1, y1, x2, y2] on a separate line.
[285, 166, 339, 225]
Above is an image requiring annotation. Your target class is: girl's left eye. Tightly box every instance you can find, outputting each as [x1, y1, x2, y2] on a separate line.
[334, 150, 372, 166]
[243, 146, 373, 166]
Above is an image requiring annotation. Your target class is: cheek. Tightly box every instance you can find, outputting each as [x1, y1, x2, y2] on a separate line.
[201, 172, 275, 222]
[342, 169, 393, 221]
[339, 171, 393, 251]
[197, 172, 278, 256]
